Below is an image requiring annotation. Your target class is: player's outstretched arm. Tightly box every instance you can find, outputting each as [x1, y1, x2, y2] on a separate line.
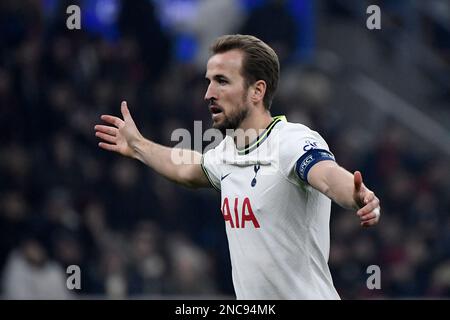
[94, 101, 211, 189]
[307, 161, 381, 227]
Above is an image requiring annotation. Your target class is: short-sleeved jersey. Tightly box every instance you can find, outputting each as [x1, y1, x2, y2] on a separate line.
[201, 116, 340, 300]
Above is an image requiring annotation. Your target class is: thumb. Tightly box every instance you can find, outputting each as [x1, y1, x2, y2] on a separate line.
[354, 171, 363, 192]
[121, 101, 132, 121]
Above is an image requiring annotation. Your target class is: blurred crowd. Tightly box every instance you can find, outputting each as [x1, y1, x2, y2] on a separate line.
[0, 0, 449, 299]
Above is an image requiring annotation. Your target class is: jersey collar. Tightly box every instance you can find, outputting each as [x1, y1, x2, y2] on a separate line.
[236, 115, 286, 155]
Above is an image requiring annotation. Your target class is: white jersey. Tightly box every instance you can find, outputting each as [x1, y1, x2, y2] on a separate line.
[201, 116, 340, 300]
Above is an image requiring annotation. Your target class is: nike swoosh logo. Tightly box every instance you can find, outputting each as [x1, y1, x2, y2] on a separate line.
[221, 173, 231, 181]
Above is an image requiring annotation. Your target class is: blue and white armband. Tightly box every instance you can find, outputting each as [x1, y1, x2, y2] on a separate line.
[295, 149, 335, 183]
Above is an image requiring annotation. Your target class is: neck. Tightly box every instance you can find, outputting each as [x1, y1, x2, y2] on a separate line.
[233, 108, 273, 149]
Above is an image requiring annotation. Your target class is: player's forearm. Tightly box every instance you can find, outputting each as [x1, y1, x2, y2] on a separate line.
[322, 166, 358, 210]
[131, 137, 203, 188]
[309, 163, 358, 210]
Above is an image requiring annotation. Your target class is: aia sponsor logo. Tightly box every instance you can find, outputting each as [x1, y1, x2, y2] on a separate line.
[221, 197, 260, 229]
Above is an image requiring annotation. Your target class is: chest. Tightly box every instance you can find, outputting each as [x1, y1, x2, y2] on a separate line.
[220, 163, 280, 195]
[219, 164, 285, 229]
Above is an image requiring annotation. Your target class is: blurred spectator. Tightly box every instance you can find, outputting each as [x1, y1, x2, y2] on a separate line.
[2, 237, 72, 299]
[127, 221, 169, 295]
[240, 0, 298, 63]
[100, 246, 128, 299]
[167, 233, 218, 295]
[190, 0, 244, 67]
[118, 0, 171, 84]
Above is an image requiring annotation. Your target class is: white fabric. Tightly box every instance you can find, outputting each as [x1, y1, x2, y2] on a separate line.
[202, 119, 340, 300]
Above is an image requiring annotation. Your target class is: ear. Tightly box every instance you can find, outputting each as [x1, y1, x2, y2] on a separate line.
[250, 80, 267, 105]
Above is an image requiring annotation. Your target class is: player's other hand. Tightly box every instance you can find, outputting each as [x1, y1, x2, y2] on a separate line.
[95, 101, 143, 158]
[353, 171, 381, 227]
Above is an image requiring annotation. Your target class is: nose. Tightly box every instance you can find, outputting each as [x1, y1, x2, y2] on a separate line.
[204, 83, 217, 102]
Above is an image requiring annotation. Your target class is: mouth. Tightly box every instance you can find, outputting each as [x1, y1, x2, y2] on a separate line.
[209, 104, 223, 118]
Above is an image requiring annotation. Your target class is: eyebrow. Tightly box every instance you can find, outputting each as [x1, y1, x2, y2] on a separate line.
[205, 74, 230, 82]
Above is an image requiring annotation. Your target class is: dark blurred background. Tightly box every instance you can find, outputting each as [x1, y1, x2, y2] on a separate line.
[0, 0, 449, 299]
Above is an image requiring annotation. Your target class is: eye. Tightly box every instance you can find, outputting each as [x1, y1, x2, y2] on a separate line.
[218, 78, 228, 85]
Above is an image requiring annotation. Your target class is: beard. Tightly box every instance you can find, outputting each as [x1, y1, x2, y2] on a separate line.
[212, 92, 250, 135]
[213, 105, 249, 135]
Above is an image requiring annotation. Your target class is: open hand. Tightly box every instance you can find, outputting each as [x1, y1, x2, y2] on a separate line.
[94, 101, 143, 158]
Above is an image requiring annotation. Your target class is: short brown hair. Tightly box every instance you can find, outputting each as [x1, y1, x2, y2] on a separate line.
[210, 34, 280, 110]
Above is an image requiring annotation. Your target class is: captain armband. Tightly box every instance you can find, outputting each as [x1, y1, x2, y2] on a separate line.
[295, 149, 335, 183]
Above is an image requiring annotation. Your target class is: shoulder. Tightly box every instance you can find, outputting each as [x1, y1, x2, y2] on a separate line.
[276, 121, 329, 152]
[275, 120, 332, 181]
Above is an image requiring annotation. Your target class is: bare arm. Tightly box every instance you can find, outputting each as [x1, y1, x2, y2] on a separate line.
[308, 160, 381, 227]
[94, 101, 211, 189]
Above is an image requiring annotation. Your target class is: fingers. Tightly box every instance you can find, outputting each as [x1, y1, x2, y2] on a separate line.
[94, 125, 117, 136]
[100, 115, 123, 127]
[121, 101, 131, 121]
[357, 193, 378, 216]
[95, 131, 116, 144]
[353, 171, 380, 228]
[95, 102, 131, 153]
[354, 171, 363, 192]
[361, 218, 378, 227]
[98, 142, 119, 152]
[359, 210, 378, 221]
[359, 207, 381, 227]
[363, 190, 375, 204]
